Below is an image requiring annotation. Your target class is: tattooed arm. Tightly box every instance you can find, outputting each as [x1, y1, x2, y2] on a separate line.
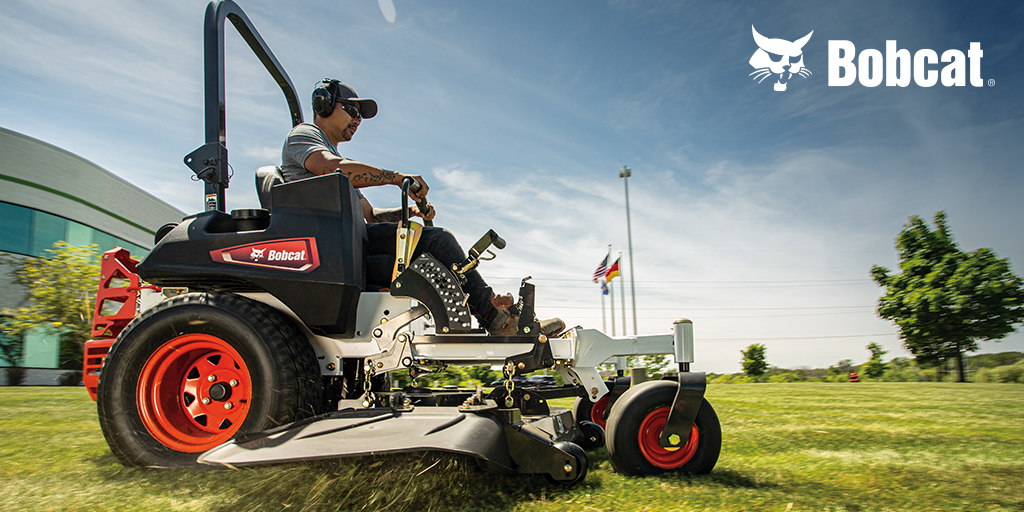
[369, 204, 436, 223]
[303, 150, 428, 201]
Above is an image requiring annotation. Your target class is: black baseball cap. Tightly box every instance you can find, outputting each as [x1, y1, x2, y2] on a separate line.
[329, 80, 378, 119]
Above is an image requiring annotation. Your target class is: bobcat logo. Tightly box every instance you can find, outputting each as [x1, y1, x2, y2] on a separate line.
[250, 247, 266, 261]
[749, 26, 813, 91]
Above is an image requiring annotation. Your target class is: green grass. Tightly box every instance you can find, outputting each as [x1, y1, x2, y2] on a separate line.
[1, 383, 1022, 511]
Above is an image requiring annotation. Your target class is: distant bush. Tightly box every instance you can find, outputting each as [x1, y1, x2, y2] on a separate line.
[824, 373, 850, 383]
[976, 360, 1024, 383]
[969, 351, 1024, 369]
[880, 357, 926, 382]
[767, 372, 804, 383]
[710, 374, 755, 384]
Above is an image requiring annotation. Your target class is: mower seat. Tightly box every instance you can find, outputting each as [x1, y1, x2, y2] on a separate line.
[255, 166, 284, 209]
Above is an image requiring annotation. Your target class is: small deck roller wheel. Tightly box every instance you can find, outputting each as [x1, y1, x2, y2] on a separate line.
[575, 420, 605, 450]
[606, 380, 721, 476]
[97, 292, 323, 468]
[543, 442, 588, 486]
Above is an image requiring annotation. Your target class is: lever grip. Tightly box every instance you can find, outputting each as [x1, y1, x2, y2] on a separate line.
[408, 179, 432, 218]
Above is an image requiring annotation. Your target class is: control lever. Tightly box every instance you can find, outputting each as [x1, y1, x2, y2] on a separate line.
[407, 179, 432, 226]
[455, 229, 505, 276]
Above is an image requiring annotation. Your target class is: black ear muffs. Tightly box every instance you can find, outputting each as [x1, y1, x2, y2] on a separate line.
[312, 79, 338, 118]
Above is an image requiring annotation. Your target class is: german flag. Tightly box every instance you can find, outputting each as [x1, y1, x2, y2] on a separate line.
[605, 257, 621, 283]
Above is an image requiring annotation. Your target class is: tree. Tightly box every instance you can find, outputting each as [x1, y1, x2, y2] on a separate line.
[860, 342, 888, 379]
[0, 317, 27, 384]
[627, 354, 672, 379]
[464, 365, 497, 386]
[741, 343, 768, 377]
[872, 212, 1024, 382]
[1, 242, 101, 373]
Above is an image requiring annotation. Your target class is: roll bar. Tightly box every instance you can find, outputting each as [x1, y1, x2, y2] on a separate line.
[184, 0, 304, 213]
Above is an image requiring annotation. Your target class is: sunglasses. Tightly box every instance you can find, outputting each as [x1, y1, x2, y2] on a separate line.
[337, 102, 361, 120]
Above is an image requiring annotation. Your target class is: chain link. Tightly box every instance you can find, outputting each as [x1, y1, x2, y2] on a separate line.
[503, 362, 516, 408]
[362, 361, 376, 408]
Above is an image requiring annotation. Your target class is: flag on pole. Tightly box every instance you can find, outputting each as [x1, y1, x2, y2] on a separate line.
[601, 281, 609, 295]
[605, 257, 621, 283]
[592, 252, 609, 283]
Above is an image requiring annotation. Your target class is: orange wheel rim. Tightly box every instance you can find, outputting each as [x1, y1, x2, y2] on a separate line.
[136, 334, 251, 452]
[637, 406, 699, 469]
[590, 395, 610, 429]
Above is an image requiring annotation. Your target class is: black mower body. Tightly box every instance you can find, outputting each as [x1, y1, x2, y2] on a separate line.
[138, 174, 367, 336]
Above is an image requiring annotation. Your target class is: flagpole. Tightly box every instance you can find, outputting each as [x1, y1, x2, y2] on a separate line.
[619, 252, 626, 336]
[609, 278, 616, 337]
[600, 279, 606, 333]
[619, 166, 638, 335]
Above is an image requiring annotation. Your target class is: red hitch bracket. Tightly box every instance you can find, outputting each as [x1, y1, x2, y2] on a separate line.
[84, 247, 158, 401]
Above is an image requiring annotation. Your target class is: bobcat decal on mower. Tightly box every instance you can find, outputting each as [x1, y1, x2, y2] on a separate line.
[211, 238, 320, 272]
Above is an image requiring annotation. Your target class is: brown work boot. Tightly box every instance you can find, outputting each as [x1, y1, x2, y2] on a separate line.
[487, 309, 519, 336]
[540, 317, 565, 337]
[491, 292, 514, 310]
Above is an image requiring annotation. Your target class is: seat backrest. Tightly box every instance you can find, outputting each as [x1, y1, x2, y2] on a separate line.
[255, 166, 284, 209]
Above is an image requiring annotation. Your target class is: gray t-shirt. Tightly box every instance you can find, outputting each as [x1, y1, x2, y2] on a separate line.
[281, 122, 365, 198]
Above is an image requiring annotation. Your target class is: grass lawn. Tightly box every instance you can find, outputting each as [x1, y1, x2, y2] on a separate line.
[1, 382, 1022, 511]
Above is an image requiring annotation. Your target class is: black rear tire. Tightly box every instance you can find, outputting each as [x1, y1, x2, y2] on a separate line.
[97, 292, 323, 468]
[606, 380, 720, 476]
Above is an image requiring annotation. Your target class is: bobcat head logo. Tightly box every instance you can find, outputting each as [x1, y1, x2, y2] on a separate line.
[250, 247, 266, 261]
[749, 26, 813, 91]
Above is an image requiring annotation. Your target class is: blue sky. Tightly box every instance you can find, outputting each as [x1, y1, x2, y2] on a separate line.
[2, 0, 1022, 373]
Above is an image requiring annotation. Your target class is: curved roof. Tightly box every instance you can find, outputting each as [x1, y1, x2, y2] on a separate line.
[0, 126, 184, 249]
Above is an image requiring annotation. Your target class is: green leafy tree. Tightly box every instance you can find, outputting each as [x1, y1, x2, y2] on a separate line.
[880, 357, 925, 382]
[741, 343, 768, 377]
[0, 317, 27, 384]
[861, 342, 888, 379]
[872, 212, 1024, 382]
[826, 358, 855, 381]
[627, 354, 672, 379]
[0, 242, 101, 372]
[464, 365, 497, 386]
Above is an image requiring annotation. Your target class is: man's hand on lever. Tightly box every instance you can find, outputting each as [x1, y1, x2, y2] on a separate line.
[403, 174, 433, 223]
[400, 173, 428, 202]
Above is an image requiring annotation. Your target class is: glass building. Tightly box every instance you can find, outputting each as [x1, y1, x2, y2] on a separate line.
[0, 127, 185, 384]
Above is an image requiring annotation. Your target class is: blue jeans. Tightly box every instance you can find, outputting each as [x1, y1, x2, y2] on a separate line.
[365, 223, 499, 327]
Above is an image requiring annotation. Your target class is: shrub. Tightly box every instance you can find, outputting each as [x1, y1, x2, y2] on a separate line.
[975, 362, 1024, 383]
[995, 364, 1024, 383]
[767, 372, 803, 383]
[976, 367, 996, 382]
[710, 373, 755, 384]
[880, 357, 925, 382]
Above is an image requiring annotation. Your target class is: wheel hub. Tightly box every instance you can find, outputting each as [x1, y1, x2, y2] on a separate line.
[638, 406, 699, 469]
[137, 334, 252, 452]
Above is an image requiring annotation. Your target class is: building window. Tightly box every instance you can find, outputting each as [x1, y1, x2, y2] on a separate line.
[0, 202, 32, 254]
[2, 201, 152, 372]
[0, 201, 148, 258]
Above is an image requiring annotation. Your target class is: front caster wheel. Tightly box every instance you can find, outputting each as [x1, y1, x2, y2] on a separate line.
[606, 380, 721, 476]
